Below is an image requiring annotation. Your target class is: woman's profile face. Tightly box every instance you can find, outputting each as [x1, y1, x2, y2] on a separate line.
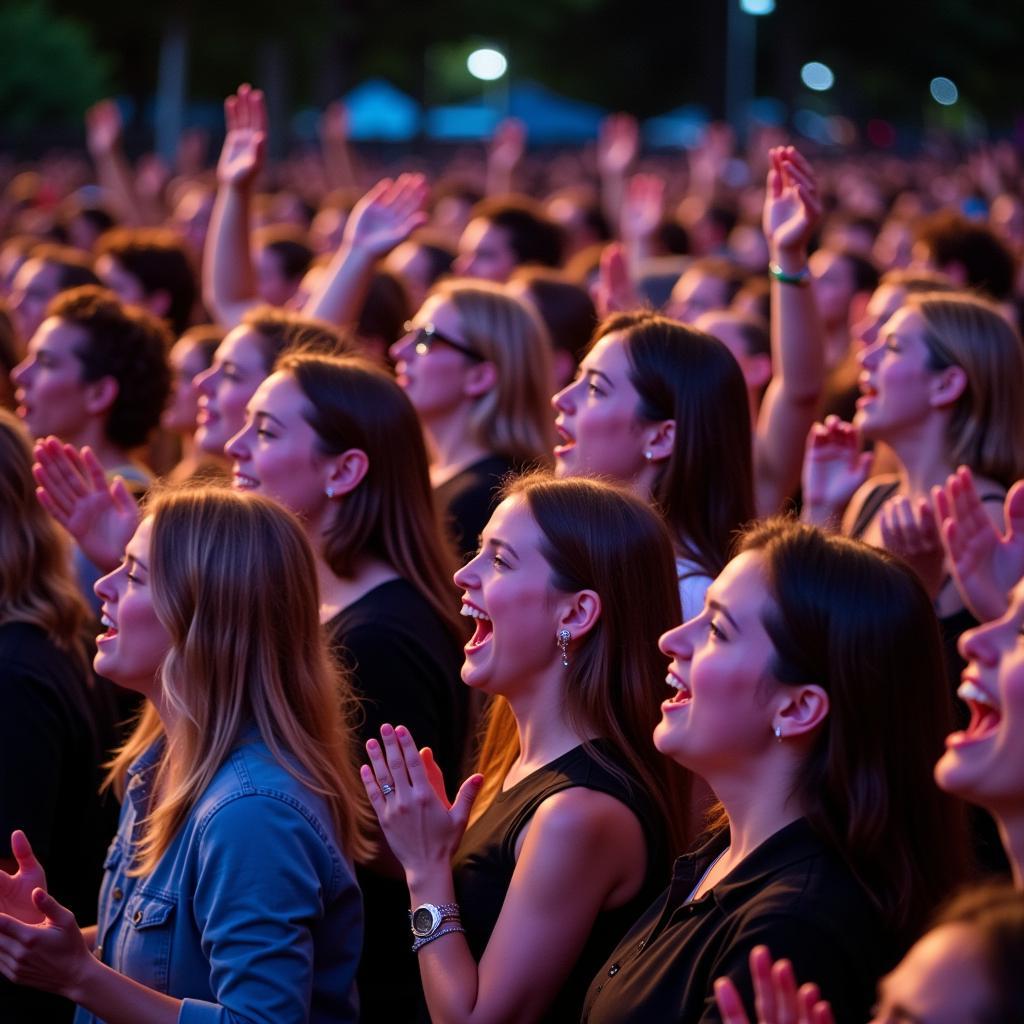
[193, 327, 268, 456]
[551, 332, 650, 483]
[225, 370, 333, 525]
[653, 550, 782, 776]
[93, 516, 171, 695]
[934, 578, 1024, 814]
[855, 307, 943, 442]
[453, 494, 577, 695]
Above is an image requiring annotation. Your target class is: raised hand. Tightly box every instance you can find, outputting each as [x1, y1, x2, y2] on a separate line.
[85, 99, 124, 158]
[763, 146, 822, 259]
[216, 84, 267, 189]
[597, 113, 640, 178]
[714, 945, 836, 1024]
[319, 100, 349, 146]
[879, 495, 945, 598]
[620, 173, 664, 244]
[592, 241, 641, 318]
[0, 832, 47, 925]
[33, 438, 140, 573]
[361, 725, 483, 879]
[801, 417, 873, 527]
[934, 467, 1024, 622]
[0, 887, 93, 998]
[489, 118, 527, 173]
[342, 174, 428, 258]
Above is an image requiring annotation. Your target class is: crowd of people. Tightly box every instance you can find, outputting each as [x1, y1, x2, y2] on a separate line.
[1, 81, 1024, 1023]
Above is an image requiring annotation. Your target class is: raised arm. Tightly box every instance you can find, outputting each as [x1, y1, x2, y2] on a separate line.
[85, 100, 147, 226]
[597, 113, 640, 237]
[363, 725, 645, 1024]
[203, 84, 266, 328]
[754, 146, 826, 516]
[620, 172, 664, 267]
[486, 119, 527, 198]
[303, 174, 427, 327]
[319, 100, 359, 191]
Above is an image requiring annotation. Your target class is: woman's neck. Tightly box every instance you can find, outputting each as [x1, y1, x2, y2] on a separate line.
[885, 417, 955, 497]
[997, 812, 1024, 891]
[423, 407, 491, 488]
[315, 551, 398, 623]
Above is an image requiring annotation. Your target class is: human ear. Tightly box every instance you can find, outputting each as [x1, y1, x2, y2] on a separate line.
[84, 376, 119, 417]
[641, 419, 676, 463]
[463, 360, 498, 399]
[929, 364, 967, 409]
[556, 589, 602, 640]
[773, 684, 829, 741]
[325, 448, 370, 497]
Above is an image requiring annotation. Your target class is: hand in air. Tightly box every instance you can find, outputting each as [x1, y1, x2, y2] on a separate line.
[714, 945, 836, 1024]
[85, 99, 123, 158]
[620, 173, 664, 243]
[593, 241, 641, 318]
[217, 84, 267, 189]
[33, 438, 140, 573]
[361, 725, 483, 877]
[342, 174, 429, 258]
[879, 494, 945, 598]
[597, 113, 640, 177]
[801, 417, 873, 521]
[0, 831, 47, 925]
[763, 146, 822, 257]
[934, 467, 1024, 622]
[489, 118, 527, 173]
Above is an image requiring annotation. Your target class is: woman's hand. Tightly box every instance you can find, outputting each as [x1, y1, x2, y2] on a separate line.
[361, 725, 483, 885]
[216, 84, 266, 190]
[934, 467, 1024, 622]
[0, 886, 95, 999]
[763, 146, 821, 264]
[714, 945, 836, 1024]
[879, 494, 946, 599]
[593, 241, 641, 318]
[33, 438, 139, 573]
[801, 417, 873, 528]
[0, 831, 47, 925]
[342, 174, 428, 258]
[620, 173, 664, 245]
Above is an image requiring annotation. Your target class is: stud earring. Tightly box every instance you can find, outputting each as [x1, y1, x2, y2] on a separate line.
[557, 629, 571, 668]
[644, 451, 653, 461]
[325, 486, 335, 499]
[773, 724, 782, 741]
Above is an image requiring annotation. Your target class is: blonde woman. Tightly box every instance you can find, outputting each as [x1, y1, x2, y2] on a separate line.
[390, 279, 555, 558]
[0, 410, 115, 1023]
[0, 488, 369, 1023]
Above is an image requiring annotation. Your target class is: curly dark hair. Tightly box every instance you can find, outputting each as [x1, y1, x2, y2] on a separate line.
[48, 286, 172, 450]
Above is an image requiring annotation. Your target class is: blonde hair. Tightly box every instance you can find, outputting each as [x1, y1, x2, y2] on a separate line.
[430, 279, 555, 463]
[908, 292, 1024, 488]
[0, 411, 89, 667]
[105, 487, 371, 874]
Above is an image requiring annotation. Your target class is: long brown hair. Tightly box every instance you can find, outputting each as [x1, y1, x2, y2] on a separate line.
[472, 473, 693, 855]
[278, 351, 464, 642]
[0, 410, 89, 667]
[105, 488, 372, 874]
[595, 311, 755, 577]
[738, 518, 970, 938]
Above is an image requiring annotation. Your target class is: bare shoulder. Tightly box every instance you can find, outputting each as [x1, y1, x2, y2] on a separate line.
[841, 472, 900, 536]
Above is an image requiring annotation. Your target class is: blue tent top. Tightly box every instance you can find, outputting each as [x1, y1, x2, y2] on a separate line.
[343, 78, 421, 141]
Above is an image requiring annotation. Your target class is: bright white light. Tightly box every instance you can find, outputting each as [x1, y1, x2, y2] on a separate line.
[801, 61, 835, 92]
[740, 0, 775, 13]
[467, 48, 508, 82]
[930, 77, 959, 106]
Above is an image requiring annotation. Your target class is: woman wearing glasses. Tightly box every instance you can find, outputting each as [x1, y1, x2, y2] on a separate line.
[390, 280, 555, 559]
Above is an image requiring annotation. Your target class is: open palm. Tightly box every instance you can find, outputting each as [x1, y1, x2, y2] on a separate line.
[217, 84, 266, 187]
[0, 832, 47, 925]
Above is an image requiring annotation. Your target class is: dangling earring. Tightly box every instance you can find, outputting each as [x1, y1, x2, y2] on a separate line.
[773, 724, 782, 742]
[557, 629, 571, 668]
[325, 486, 335, 499]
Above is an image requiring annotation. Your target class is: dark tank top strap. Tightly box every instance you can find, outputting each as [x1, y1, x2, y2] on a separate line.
[849, 480, 900, 540]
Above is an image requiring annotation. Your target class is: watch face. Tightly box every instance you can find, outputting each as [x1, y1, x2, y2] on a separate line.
[412, 907, 437, 936]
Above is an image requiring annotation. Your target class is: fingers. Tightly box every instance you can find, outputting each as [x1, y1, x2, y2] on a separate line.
[359, 764, 387, 821]
[10, 832, 38, 874]
[713, 977, 751, 1024]
[394, 726, 427, 788]
[31, 889, 74, 930]
[449, 774, 485, 834]
[1005, 479, 1024, 539]
[751, 944, 777, 1021]
[378, 725, 412, 790]
[771, 958, 799, 1024]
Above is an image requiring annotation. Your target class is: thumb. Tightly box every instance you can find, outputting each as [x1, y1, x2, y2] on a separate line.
[1005, 480, 1024, 539]
[10, 830, 39, 873]
[449, 774, 485, 832]
[32, 888, 73, 929]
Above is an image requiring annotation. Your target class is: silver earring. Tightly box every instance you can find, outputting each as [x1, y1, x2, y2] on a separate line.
[325, 486, 335, 499]
[557, 629, 571, 668]
[644, 450, 653, 461]
[773, 724, 782, 741]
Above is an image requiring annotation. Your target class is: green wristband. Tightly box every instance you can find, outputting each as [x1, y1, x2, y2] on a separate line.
[769, 261, 810, 287]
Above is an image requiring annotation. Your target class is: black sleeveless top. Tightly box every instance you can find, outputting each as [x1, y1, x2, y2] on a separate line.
[451, 743, 668, 1024]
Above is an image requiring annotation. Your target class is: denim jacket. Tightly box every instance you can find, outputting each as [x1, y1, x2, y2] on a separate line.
[74, 734, 362, 1024]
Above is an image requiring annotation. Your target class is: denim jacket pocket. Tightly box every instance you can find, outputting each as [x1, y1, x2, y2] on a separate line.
[118, 890, 176, 993]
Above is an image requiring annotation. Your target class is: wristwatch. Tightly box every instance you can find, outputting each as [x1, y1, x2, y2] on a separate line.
[410, 902, 461, 938]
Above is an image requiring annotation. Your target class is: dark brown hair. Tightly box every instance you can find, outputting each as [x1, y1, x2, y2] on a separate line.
[240, 305, 351, 373]
[739, 518, 971, 938]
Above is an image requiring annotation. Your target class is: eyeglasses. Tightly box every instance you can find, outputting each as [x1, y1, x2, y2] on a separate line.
[403, 321, 483, 361]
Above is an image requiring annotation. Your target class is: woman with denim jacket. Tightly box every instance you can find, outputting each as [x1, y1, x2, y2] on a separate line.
[0, 487, 371, 1023]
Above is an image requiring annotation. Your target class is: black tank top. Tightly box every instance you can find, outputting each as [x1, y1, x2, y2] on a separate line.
[451, 742, 667, 1024]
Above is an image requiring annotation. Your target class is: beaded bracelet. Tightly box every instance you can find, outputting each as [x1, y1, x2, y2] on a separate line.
[412, 923, 466, 953]
[768, 261, 810, 287]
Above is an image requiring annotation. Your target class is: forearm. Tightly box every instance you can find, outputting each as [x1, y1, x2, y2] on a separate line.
[93, 151, 147, 226]
[204, 185, 258, 327]
[66, 956, 181, 1024]
[303, 242, 376, 327]
[600, 173, 626, 239]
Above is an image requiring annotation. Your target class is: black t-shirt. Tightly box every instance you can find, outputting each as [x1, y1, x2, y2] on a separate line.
[326, 578, 468, 1024]
[581, 819, 894, 1024]
[452, 742, 669, 1024]
[434, 454, 522, 561]
[0, 621, 119, 1022]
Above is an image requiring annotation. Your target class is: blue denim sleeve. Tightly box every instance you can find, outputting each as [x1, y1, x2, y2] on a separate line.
[176, 793, 344, 1024]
